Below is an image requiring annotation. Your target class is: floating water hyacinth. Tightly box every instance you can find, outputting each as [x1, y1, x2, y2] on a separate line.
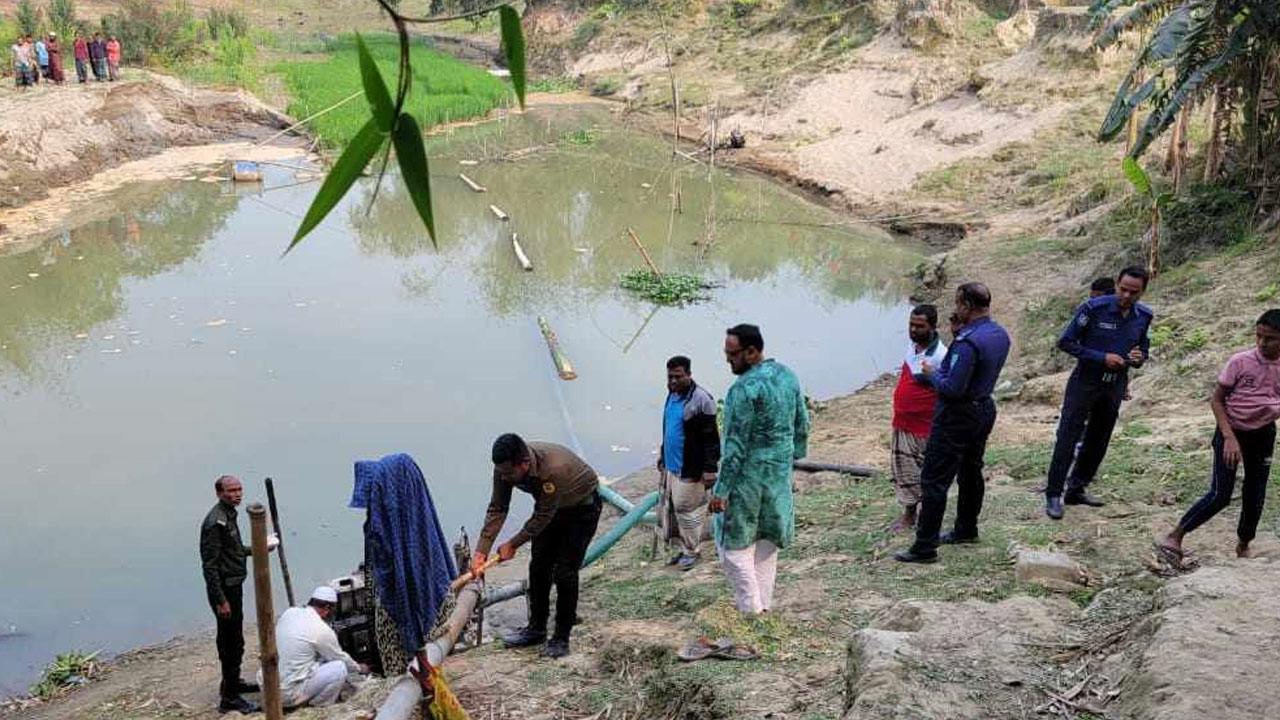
[619, 270, 712, 306]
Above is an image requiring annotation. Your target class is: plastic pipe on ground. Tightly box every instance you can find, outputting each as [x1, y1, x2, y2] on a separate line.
[483, 580, 529, 608]
[582, 490, 660, 568]
[598, 483, 656, 525]
[374, 583, 482, 720]
[792, 460, 877, 476]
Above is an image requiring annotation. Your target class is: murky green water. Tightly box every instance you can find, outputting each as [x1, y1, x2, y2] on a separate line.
[0, 105, 920, 693]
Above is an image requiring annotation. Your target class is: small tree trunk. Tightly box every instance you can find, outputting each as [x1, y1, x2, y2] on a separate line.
[1173, 106, 1191, 194]
[1204, 85, 1225, 183]
[1148, 208, 1162, 278]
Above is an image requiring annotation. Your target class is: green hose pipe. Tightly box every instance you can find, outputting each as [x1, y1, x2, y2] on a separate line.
[583, 490, 660, 568]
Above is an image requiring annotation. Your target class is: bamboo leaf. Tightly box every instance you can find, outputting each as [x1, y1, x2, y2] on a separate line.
[288, 119, 385, 253]
[391, 113, 437, 246]
[356, 33, 395, 132]
[1122, 156, 1153, 198]
[499, 5, 527, 110]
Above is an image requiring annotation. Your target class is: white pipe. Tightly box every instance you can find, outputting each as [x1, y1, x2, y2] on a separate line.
[374, 584, 481, 720]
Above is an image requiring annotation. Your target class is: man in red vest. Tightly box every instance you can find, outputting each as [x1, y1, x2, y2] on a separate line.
[889, 305, 948, 532]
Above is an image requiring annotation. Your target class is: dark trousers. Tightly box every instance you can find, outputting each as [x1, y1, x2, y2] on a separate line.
[92, 57, 105, 80]
[75, 58, 87, 82]
[1046, 370, 1126, 497]
[1178, 424, 1276, 542]
[910, 398, 997, 555]
[528, 493, 601, 641]
[213, 583, 246, 698]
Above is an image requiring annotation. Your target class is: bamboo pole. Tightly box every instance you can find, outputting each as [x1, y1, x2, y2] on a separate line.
[512, 233, 533, 271]
[537, 316, 577, 380]
[247, 505, 283, 720]
[254, 90, 363, 147]
[489, 205, 509, 221]
[459, 173, 487, 192]
[263, 479, 295, 608]
[625, 227, 662, 277]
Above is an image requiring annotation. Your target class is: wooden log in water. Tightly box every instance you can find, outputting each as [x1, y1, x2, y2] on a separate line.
[490, 205, 509, 221]
[512, 233, 533, 271]
[537, 316, 577, 380]
[459, 173, 487, 192]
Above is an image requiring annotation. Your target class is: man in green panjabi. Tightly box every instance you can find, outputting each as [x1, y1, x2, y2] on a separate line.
[709, 323, 809, 614]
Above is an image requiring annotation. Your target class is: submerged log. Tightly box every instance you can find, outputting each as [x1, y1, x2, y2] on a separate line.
[459, 173, 487, 192]
[490, 205, 509, 221]
[537, 316, 576, 380]
[512, 233, 533, 271]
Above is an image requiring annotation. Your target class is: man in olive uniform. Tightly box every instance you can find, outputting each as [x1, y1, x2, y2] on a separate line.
[471, 434, 601, 659]
[200, 475, 276, 714]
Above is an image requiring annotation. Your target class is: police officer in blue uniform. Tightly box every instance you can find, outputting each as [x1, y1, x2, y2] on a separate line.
[895, 282, 1011, 563]
[1045, 266, 1153, 519]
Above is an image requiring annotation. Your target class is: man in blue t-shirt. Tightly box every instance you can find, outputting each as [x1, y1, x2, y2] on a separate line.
[657, 355, 720, 570]
[1044, 266, 1153, 519]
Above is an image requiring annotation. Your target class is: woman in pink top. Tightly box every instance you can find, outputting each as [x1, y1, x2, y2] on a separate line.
[1160, 309, 1280, 560]
[106, 35, 121, 81]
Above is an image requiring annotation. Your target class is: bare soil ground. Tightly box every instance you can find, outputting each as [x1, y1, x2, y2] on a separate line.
[0, 71, 291, 221]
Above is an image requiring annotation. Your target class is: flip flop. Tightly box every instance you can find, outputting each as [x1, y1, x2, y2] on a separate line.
[711, 643, 760, 661]
[677, 636, 733, 662]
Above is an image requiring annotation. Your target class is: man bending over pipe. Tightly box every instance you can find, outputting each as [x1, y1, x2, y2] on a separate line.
[472, 434, 602, 658]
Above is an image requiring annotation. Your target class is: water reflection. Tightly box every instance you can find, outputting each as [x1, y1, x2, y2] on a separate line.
[0, 183, 236, 381]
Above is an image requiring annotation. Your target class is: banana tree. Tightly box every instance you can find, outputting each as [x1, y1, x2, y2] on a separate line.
[1123, 157, 1174, 277]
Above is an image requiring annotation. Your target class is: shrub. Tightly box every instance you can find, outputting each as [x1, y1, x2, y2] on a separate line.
[16, 0, 41, 36]
[1161, 183, 1254, 267]
[206, 7, 247, 40]
[100, 0, 197, 64]
[48, 0, 77, 42]
[572, 18, 601, 50]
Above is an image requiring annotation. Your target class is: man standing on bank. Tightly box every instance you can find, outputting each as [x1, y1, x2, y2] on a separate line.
[888, 304, 948, 532]
[896, 283, 1011, 563]
[658, 355, 721, 570]
[200, 475, 277, 714]
[1044, 266, 1153, 520]
[710, 324, 809, 614]
[472, 434, 601, 659]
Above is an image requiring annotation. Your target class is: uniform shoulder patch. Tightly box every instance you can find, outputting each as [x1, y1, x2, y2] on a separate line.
[542, 481, 556, 495]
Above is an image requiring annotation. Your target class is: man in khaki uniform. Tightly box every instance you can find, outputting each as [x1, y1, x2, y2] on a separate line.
[471, 434, 601, 659]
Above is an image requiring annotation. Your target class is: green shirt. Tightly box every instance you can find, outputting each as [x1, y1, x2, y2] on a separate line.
[199, 501, 251, 607]
[713, 359, 810, 550]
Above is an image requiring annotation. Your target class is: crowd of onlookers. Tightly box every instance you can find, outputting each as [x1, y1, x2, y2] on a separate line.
[10, 30, 121, 88]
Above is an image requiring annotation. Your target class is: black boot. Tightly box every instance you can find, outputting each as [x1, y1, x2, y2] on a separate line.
[234, 680, 260, 694]
[939, 531, 978, 545]
[542, 637, 570, 659]
[893, 548, 938, 564]
[1045, 496, 1065, 520]
[502, 626, 548, 648]
[1064, 489, 1105, 507]
[218, 695, 260, 714]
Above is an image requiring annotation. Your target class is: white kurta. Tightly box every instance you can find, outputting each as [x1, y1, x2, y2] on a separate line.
[274, 606, 361, 702]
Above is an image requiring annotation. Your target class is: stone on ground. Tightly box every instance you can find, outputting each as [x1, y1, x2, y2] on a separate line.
[1014, 547, 1089, 592]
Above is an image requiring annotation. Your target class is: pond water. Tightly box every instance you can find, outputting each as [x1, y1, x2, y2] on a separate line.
[0, 105, 921, 694]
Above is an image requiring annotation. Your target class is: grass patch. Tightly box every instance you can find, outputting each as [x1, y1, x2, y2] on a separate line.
[592, 574, 722, 619]
[1019, 292, 1080, 376]
[274, 34, 511, 148]
[172, 34, 261, 91]
[30, 651, 100, 700]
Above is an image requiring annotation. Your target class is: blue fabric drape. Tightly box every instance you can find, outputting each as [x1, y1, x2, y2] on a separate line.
[352, 453, 458, 654]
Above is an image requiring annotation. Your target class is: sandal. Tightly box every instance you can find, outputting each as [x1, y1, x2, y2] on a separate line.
[677, 636, 733, 662]
[711, 643, 760, 661]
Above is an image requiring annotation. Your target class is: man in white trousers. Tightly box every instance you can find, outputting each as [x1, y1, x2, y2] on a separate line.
[709, 324, 809, 614]
[273, 586, 368, 709]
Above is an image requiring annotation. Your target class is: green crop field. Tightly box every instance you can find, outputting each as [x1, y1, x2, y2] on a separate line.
[275, 34, 512, 148]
